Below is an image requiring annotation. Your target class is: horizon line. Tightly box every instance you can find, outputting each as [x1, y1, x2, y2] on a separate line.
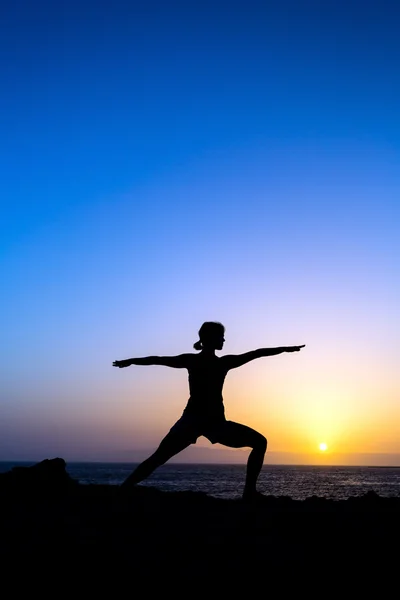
[0, 459, 399, 469]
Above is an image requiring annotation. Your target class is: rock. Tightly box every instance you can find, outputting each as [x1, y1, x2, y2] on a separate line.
[0, 457, 78, 495]
[0, 457, 398, 581]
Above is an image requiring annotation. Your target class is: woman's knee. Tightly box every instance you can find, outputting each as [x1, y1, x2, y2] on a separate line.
[255, 434, 267, 453]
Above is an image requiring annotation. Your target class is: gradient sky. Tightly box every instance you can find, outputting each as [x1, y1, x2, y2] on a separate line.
[1, 0, 399, 465]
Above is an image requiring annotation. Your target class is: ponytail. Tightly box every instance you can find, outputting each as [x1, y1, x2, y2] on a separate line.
[193, 340, 203, 350]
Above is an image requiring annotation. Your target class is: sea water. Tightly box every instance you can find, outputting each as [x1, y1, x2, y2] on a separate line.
[1, 461, 399, 500]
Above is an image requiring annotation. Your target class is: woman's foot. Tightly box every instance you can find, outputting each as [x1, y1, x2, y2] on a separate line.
[242, 489, 266, 503]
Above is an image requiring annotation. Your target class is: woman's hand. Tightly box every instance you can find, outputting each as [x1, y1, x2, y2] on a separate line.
[285, 345, 305, 352]
[113, 359, 132, 368]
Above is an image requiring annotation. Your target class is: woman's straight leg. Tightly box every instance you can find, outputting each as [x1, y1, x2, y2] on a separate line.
[121, 430, 193, 489]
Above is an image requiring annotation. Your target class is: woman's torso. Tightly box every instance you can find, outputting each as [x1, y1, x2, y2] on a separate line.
[183, 354, 228, 421]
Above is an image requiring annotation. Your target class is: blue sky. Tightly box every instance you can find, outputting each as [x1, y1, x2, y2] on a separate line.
[1, 1, 399, 463]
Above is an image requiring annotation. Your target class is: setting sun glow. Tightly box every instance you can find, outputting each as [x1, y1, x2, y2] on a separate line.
[0, 3, 399, 469]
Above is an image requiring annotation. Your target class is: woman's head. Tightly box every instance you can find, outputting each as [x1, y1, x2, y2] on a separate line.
[193, 321, 225, 351]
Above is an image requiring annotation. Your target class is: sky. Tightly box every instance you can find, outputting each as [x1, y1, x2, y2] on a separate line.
[1, 0, 399, 466]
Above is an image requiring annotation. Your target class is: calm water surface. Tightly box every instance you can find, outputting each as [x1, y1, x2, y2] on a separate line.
[2, 461, 398, 500]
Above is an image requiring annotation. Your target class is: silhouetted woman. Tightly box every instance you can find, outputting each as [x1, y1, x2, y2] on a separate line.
[113, 321, 305, 500]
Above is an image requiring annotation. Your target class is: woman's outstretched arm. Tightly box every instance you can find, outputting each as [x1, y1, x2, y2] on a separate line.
[223, 345, 305, 370]
[113, 354, 192, 369]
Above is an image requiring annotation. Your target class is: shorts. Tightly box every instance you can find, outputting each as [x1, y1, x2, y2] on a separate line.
[168, 413, 227, 444]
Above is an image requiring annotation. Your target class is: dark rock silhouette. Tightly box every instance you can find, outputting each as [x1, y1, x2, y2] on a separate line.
[0, 458, 398, 585]
[0, 457, 78, 492]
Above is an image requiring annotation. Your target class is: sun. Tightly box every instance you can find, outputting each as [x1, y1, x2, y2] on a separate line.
[319, 443, 328, 451]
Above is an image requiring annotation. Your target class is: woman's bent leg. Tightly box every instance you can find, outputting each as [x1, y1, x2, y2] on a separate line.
[213, 421, 267, 498]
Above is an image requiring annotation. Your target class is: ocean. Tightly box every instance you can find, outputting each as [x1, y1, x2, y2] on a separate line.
[1, 461, 399, 500]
